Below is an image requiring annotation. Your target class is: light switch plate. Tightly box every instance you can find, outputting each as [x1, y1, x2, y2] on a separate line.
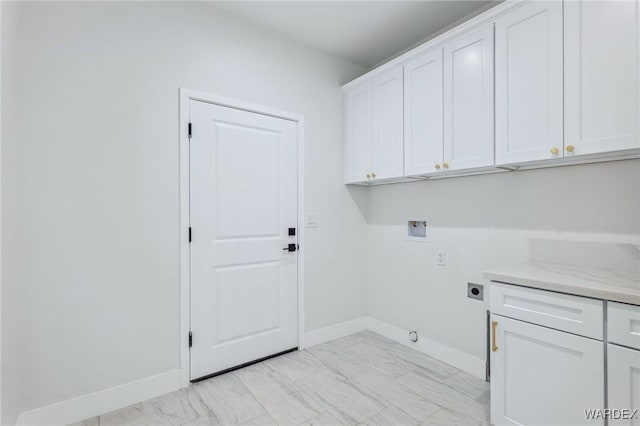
[306, 213, 319, 228]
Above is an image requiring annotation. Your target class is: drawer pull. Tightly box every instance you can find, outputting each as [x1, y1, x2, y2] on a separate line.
[492, 320, 498, 352]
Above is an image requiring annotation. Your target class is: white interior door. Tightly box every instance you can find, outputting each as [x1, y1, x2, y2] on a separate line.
[189, 100, 298, 381]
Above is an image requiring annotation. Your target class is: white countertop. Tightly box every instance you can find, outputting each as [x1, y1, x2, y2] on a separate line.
[484, 262, 640, 305]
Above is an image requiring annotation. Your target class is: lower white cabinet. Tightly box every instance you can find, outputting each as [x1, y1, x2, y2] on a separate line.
[490, 282, 640, 426]
[608, 343, 640, 426]
[490, 314, 604, 425]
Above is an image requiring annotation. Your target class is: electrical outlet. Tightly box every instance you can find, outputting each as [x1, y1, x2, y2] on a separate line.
[437, 250, 446, 266]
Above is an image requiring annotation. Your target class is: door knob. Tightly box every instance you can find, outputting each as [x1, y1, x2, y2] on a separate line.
[566, 145, 575, 154]
[443, 162, 449, 169]
[435, 164, 441, 170]
[550, 147, 559, 156]
[371, 173, 376, 178]
[366, 174, 371, 179]
[282, 244, 297, 252]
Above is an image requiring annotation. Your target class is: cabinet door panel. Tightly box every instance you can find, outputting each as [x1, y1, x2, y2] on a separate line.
[565, 0, 640, 155]
[404, 49, 443, 176]
[490, 314, 604, 426]
[608, 344, 640, 426]
[372, 66, 404, 180]
[444, 25, 494, 171]
[495, 1, 563, 164]
[344, 81, 373, 184]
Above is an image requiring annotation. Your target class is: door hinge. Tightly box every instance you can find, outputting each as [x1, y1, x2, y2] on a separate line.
[189, 227, 192, 243]
[189, 331, 193, 348]
[188, 122, 192, 139]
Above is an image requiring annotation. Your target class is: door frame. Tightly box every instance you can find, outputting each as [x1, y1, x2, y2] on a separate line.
[178, 88, 306, 387]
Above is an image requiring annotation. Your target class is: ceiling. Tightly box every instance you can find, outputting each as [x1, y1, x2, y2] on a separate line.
[211, 1, 496, 69]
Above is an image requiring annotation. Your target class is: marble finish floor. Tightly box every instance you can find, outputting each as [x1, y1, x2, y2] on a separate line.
[71, 331, 490, 426]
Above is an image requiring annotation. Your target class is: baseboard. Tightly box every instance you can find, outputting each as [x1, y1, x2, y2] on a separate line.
[366, 317, 486, 380]
[303, 316, 369, 348]
[15, 317, 483, 425]
[16, 369, 181, 426]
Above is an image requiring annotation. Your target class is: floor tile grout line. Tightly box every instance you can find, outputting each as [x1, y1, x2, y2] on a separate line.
[233, 360, 330, 426]
[231, 370, 288, 425]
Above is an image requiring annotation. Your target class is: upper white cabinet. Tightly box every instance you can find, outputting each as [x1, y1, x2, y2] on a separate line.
[443, 25, 495, 171]
[372, 66, 404, 180]
[343, 0, 640, 185]
[564, 0, 640, 155]
[344, 80, 373, 184]
[403, 48, 443, 176]
[344, 66, 403, 184]
[495, 1, 563, 164]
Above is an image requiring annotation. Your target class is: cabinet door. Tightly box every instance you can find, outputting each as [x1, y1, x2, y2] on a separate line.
[344, 80, 373, 184]
[443, 25, 494, 171]
[608, 344, 640, 426]
[565, 0, 640, 155]
[490, 314, 604, 426]
[495, 1, 563, 165]
[404, 49, 443, 176]
[372, 66, 404, 180]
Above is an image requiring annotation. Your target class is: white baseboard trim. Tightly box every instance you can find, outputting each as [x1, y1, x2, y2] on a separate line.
[303, 316, 485, 380]
[16, 369, 181, 426]
[366, 317, 486, 380]
[303, 316, 369, 348]
[16, 317, 483, 425]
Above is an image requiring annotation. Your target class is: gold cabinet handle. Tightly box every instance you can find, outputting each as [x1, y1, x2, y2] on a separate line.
[435, 164, 441, 170]
[492, 320, 498, 352]
[443, 162, 449, 169]
[566, 145, 575, 153]
[371, 173, 376, 178]
[550, 147, 559, 155]
[366, 174, 371, 179]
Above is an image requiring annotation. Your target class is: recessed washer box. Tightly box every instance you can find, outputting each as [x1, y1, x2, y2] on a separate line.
[407, 219, 429, 243]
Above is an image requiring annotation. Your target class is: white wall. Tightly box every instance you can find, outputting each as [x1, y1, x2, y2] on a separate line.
[2, 1, 367, 420]
[1, 1, 22, 423]
[367, 160, 640, 363]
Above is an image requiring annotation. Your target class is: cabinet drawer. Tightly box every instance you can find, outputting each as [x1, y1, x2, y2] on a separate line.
[490, 283, 604, 340]
[608, 302, 640, 350]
